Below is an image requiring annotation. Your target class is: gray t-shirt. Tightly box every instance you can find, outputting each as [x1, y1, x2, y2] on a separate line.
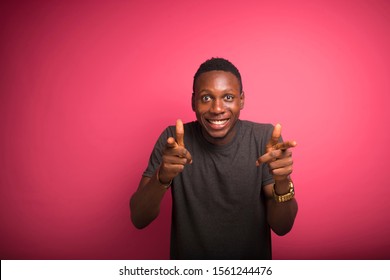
[143, 120, 275, 259]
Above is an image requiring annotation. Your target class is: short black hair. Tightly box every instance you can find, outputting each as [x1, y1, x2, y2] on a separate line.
[193, 57, 243, 93]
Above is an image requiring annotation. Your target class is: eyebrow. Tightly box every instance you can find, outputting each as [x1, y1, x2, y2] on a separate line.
[197, 88, 237, 95]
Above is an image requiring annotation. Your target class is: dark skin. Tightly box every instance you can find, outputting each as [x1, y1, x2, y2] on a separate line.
[191, 70, 244, 146]
[130, 71, 297, 235]
[257, 123, 298, 235]
[130, 119, 192, 229]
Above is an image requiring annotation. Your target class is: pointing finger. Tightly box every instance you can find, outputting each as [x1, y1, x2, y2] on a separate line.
[256, 150, 278, 166]
[256, 143, 296, 166]
[273, 141, 297, 151]
[176, 119, 185, 147]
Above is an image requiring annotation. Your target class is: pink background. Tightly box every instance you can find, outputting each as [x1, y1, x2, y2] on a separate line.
[1, 0, 389, 259]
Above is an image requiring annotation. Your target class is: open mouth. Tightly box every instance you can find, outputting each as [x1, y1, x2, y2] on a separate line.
[207, 119, 229, 125]
[205, 118, 231, 130]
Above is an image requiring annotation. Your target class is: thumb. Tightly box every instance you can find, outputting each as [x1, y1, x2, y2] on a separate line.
[176, 119, 185, 147]
[267, 123, 282, 150]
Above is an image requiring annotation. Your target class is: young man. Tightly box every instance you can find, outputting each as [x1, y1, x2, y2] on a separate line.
[130, 58, 298, 259]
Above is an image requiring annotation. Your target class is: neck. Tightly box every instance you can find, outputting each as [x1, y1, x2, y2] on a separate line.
[201, 120, 240, 146]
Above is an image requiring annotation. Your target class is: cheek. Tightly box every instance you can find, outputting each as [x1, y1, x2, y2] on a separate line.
[195, 103, 209, 114]
[226, 102, 241, 112]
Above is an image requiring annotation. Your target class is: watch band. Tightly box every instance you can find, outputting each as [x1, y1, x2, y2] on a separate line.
[273, 181, 295, 203]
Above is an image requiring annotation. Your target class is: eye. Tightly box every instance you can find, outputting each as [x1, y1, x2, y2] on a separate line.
[202, 95, 211, 102]
[224, 94, 234, 101]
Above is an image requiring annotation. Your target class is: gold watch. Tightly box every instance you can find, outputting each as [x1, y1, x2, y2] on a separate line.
[273, 181, 295, 203]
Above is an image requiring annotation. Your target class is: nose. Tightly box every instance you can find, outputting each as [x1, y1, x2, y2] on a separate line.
[210, 98, 225, 114]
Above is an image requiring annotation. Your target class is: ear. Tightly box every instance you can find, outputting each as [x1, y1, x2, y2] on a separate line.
[191, 93, 195, 111]
[240, 91, 245, 109]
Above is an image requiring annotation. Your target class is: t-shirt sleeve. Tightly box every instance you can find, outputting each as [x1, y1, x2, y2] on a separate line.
[142, 126, 174, 178]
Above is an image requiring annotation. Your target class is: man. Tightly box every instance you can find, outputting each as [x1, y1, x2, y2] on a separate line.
[130, 58, 298, 259]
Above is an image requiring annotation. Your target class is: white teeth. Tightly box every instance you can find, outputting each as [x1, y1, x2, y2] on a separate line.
[209, 119, 228, 125]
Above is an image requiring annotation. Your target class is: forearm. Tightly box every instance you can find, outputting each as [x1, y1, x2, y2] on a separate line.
[267, 197, 298, 236]
[130, 170, 169, 229]
[266, 180, 298, 236]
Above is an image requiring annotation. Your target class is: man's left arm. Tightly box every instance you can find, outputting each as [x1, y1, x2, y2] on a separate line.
[257, 124, 298, 236]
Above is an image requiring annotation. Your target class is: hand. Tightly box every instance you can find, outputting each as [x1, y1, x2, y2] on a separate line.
[158, 119, 192, 184]
[256, 124, 296, 182]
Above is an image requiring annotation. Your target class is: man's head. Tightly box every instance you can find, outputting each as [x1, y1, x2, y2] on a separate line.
[192, 57, 245, 145]
[193, 57, 243, 94]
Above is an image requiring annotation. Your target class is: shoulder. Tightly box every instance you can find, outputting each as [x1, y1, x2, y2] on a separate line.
[240, 120, 274, 137]
[163, 121, 198, 140]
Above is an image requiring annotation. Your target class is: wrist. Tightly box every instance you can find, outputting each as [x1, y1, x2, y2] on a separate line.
[156, 167, 172, 189]
[273, 180, 295, 203]
[274, 178, 291, 195]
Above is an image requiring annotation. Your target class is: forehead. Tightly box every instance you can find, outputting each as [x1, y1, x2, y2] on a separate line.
[194, 70, 240, 92]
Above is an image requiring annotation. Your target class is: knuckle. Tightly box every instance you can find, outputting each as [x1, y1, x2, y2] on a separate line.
[181, 149, 188, 157]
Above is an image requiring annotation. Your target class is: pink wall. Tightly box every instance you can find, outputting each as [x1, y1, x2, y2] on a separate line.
[1, 0, 389, 259]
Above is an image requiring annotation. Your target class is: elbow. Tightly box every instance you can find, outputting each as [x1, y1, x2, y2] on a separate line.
[270, 201, 298, 236]
[129, 196, 157, 229]
[130, 212, 158, 229]
[271, 216, 296, 236]
[272, 226, 293, 236]
[130, 204, 151, 229]
[131, 215, 148, 229]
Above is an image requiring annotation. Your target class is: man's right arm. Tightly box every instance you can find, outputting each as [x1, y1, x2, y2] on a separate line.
[130, 120, 192, 229]
[130, 170, 170, 229]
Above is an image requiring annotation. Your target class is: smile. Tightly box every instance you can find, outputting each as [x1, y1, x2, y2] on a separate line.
[207, 119, 229, 125]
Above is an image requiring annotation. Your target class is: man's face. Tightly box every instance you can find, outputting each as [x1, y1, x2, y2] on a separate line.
[192, 70, 245, 145]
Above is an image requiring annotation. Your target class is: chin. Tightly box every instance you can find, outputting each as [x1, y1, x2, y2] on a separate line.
[207, 130, 228, 139]
[204, 127, 231, 140]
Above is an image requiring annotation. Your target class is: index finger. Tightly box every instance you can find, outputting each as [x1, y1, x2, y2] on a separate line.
[273, 141, 297, 151]
[176, 119, 185, 147]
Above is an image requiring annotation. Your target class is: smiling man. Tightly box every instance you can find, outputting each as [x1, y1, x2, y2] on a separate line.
[130, 58, 298, 259]
[192, 69, 243, 145]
